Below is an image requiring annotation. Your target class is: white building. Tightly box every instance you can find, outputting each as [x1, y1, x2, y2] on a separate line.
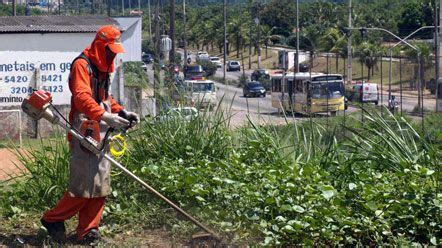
[0, 15, 141, 107]
[0, 15, 142, 138]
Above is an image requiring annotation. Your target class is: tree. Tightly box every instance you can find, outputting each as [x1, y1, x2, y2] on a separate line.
[228, 14, 249, 58]
[260, 0, 295, 37]
[397, 1, 427, 38]
[299, 25, 321, 70]
[403, 42, 432, 90]
[356, 42, 381, 80]
[260, 25, 280, 59]
[320, 27, 346, 73]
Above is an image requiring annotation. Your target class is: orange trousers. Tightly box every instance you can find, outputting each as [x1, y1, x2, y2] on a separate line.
[42, 192, 106, 240]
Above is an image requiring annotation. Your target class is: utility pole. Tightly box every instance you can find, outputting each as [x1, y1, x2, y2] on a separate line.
[249, 1, 252, 70]
[256, 2, 261, 69]
[138, 0, 140, 11]
[108, 0, 111, 16]
[154, 0, 161, 113]
[223, 0, 227, 83]
[121, 0, 124, 15]
[169, 0, 176, 65]
[183, 0, 187, 66]
[437, 0, 442, 112]
[12, 0, 16, 16]
[295, 0, 299, 73]
[148, 0, 152, 40]
[347, 0, 352, 85]
[435, 0, 439, 86]
[249, 21, 252, 70]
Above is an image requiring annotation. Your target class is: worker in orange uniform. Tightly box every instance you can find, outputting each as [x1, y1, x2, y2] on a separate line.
[40, 25, 139, 245]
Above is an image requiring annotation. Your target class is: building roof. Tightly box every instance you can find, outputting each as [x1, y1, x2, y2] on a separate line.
[0, 15, 120, 33]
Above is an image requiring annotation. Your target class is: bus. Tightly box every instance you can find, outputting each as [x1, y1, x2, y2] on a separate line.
[173, 79, 218, 109]
[271, 72, 346, 115]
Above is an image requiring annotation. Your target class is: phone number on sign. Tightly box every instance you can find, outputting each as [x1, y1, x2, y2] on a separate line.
[2, 76, 29, 83]
[9, 85, 64, 94]
[41, 74, 63, 82]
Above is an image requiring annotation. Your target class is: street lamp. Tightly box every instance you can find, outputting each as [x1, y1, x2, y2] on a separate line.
[387, 26, 440, 129]
[348, 26, 424, 130]
[388, 26, 440, 114]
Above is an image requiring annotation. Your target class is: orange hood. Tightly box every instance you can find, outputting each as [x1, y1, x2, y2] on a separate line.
[83, 25, 124, 73]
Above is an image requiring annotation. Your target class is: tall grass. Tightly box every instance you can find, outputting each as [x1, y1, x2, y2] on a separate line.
[1, 136, 69, 216]
[0, 105, 440, 246]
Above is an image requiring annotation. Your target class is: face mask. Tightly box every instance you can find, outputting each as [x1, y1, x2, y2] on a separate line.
[105, 45, 117, 66]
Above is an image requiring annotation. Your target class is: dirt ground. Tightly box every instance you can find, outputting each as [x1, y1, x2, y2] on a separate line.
[0, 148, 22, 180]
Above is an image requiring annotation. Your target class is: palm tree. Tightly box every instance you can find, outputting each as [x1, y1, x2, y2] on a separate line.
[356, 42, 382, 80]
[319, 27, 350, 74]
[299, 25, 321, 71]
[228, 14, 249, 58]
[260, 25, 280, 59]
[403, 42, 431, 89]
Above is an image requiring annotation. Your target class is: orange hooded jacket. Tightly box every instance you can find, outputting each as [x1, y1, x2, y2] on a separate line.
[68, 26, 124, 124]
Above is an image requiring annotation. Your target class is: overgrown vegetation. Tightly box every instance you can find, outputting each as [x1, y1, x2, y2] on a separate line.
[123, 61, 149, 88]
[1, 106, 440, 246]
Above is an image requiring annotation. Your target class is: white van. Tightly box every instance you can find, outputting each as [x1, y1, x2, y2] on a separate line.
[183, 79, 218, 108]
[351, 82, 379, 105]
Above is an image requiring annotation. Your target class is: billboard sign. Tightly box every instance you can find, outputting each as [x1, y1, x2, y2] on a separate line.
[0, 51, 78, 106]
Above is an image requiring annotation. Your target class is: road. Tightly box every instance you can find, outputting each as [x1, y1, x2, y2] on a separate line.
[214, 65, 252, 82]
[215, 82, 301, 127]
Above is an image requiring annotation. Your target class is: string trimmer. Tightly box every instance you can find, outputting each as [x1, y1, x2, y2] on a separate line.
[21, 90, 222, 245]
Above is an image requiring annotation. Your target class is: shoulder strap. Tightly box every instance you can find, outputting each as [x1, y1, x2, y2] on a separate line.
[71, 53, 98, 78]
[70, 53, 102, 104]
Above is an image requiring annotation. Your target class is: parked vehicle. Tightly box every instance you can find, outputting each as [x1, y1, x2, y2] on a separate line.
[142, 53, 153, 64]
[227, 61, 241, 71]
[210, 57, 223, 68]
[243, 81, 266, 98]
[184, 64, 205, 79]
[251, 69, 270, 81]
[351, 82, 379, 105]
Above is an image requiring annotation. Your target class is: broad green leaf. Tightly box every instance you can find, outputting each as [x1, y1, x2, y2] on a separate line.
[348, 183, 357, 190]
[321, 186, 336, 200]
[292, 205, 305, 213]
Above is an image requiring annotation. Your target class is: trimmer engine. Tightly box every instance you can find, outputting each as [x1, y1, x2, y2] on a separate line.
[21, 90, 59, 124]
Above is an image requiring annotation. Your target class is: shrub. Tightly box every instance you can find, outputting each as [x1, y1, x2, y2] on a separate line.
[1, 108, 439, 246]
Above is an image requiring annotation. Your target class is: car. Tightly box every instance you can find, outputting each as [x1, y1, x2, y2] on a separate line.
[156, 107, 199, 122]
[142, 53, 153, 64]
[227, 61, 241, 71]
[243, 81, 266, 98]
[251, 69, 270, 81]
[197, 51, 209, 61]
[351, 82, 379, 105]
[197, 51, 209, 57]
[210, 56, 223, 68]
[184, 64, 206, 79]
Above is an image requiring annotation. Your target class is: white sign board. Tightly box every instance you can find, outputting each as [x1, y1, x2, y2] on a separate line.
[0, 51, 79, 106]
